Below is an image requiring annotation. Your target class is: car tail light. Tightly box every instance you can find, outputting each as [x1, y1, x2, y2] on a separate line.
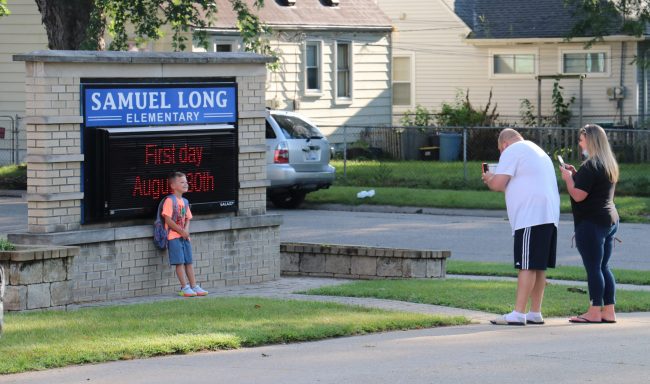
[274, 141, 289, 164]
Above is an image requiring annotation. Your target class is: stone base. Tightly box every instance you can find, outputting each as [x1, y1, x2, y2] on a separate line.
[1, 245, 79, 311]
[281, 242, 449, 280]
[8, 215, 282, 308]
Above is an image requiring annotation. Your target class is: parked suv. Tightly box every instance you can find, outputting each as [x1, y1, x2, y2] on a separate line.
[266, 110, 335, 208]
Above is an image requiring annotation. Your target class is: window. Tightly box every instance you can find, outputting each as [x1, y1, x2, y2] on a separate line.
[265, 121, 276, 139]
[305, 42, 321, 92]
[336, 42, 352, 99]
[271, 114, 323, 139]
[563, 52, 607, 74]
[392, 56, 413, 106]
[493, 54, 535, 75]
[215, 44, 232, 52]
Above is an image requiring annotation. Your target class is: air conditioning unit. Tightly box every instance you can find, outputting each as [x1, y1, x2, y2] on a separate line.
[330, 0, 340, 5]
[285, 0, 296, 5]
[606, 86, 625, 100]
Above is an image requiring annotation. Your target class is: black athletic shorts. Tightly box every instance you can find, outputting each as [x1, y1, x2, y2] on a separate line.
[513, 223, 557, 270]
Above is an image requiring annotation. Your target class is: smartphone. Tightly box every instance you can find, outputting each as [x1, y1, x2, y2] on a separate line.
[557, 155, 565, 168]
[482, 163, 489, 173]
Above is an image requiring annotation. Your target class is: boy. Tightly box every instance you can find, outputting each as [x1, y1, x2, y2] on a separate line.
[162, 171, 208, 297]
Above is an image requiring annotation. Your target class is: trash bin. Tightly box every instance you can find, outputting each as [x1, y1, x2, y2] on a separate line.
[418, 146, 439, 161]
[439, 133, 462, 161]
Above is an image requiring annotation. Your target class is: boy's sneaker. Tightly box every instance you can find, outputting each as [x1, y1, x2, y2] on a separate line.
[526, 312, 545, 325]
[179, 285, 197, 297]
[192, 285, 208, 296]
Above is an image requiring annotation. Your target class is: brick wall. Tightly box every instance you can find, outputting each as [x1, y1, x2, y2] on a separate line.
[70, 226, 279, 303]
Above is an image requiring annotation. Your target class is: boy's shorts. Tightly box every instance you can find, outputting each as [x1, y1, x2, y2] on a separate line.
[168, 238, 193, 266]
[513, 223, 557, 270]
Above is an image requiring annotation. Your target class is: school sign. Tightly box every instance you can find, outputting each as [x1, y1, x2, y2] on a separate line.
[83, 84, 237, 128]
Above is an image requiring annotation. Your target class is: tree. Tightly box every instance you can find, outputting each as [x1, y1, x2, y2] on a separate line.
[0, 0, 9, 17]
[28, 0, 269, 53]
[565, 0, 645, 46]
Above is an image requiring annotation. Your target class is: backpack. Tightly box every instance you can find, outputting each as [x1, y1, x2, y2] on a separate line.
[153, 195, 188, 250]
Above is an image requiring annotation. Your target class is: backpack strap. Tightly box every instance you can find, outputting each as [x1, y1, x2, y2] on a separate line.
[169, 194, 179, 223]
[155, 196, 168, 224]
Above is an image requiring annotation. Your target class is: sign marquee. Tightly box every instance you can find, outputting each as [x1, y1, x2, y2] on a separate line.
[82, 81, 239, 222]
[83, 84, 237, 128]
[97, 127, 238, 219]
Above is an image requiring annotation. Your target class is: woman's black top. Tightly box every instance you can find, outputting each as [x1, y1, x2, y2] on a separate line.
[570, 160, 619, 227]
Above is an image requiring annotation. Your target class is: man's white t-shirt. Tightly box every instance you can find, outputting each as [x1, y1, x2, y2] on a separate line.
[495, 140, 560, 234]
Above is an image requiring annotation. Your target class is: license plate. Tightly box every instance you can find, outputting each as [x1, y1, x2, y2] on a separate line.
[306, 150, 319, 161]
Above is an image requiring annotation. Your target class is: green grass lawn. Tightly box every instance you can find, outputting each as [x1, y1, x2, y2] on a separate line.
[302, 279, 650, 318]
[306, 186, 650, 223]
[0, 164, 26, 190]
[0, 297, 467, 375]
[447, 260, 650, 285]
[331, 160, 650, 197]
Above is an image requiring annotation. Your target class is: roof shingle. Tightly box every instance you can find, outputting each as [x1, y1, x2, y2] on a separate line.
[211, 0, 392, 30]
[454, 0, 624, 39]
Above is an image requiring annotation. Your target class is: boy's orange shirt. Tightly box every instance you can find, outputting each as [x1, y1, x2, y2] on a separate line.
[161, 196, 192, 240]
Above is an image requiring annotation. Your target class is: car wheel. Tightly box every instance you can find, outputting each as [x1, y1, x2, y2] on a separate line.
[270, 191, 306, 209]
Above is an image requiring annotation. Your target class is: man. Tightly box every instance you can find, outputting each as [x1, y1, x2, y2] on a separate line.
[482, 129, 560, 325]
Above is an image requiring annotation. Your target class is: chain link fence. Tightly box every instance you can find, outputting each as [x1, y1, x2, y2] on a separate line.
[320, 124, 650, 197]
[0, 115, 21, 166]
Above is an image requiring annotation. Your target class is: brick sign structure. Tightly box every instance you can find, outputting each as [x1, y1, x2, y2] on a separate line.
[7, 51, 281, 308]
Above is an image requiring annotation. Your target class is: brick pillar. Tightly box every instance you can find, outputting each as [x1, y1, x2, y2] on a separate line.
[237, 74, 270, 217]
[24, 69, 83, 233]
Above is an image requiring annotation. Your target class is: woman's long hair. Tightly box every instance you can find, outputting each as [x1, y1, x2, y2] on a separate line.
[580, 124, 619, 183]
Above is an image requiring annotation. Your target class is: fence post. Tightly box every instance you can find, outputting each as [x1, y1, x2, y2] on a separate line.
[463, 126, 468, 182]
[343, 124, 347, 178]
[12, 115, 17, 164]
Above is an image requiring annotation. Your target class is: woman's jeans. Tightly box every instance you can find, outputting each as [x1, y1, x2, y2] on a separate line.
[575, 220, 619, 306]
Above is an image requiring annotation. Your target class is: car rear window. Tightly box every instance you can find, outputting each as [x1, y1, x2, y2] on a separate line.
[272, 114, 323, 140]
[265, 120, 276, 139]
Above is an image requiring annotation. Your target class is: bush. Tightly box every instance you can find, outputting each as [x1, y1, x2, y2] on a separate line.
[0, 164, 26, 190]
[0, 239, 15, 251]
[437, 89, 499, 127]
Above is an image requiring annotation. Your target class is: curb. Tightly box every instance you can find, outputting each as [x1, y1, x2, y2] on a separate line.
[300, 202, 575, 221]
[0, 189, 26, 198]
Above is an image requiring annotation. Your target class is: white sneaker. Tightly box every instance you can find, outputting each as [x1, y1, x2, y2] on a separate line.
[192, 285, 208, 296]
[526, 313, 545, 325]
[490, 313, 526, 326]
[179, 285, 197, 297]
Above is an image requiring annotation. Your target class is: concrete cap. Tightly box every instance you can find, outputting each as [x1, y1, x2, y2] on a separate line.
[13, 50, 276, 64]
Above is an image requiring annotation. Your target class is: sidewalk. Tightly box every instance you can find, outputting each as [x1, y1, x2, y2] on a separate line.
[68, 276, 495, 323]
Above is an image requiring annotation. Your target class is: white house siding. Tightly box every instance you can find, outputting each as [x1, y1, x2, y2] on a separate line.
[0, 0, 48, 163]
[263, 30, 392, 139]
[379, 0, 639, 127]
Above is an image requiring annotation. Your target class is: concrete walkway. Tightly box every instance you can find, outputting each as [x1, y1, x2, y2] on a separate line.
[67, 276, 495, 323]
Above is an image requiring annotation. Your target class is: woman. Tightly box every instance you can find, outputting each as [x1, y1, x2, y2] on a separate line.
[560, 124, 619, 324]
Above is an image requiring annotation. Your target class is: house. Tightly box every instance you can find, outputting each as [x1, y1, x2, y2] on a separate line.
[191, 0, 394, 139]
[0, 0, 392, 165]
[0, 0, 48, 164]
[378, 0, 644, 127]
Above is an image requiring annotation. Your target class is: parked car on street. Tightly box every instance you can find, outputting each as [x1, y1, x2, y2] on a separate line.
[265, 110, 335, 208]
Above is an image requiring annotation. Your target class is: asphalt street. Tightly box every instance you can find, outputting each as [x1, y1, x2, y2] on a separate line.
[0, 196, 27, 237]
[0, 196, 647, 269]
[278, 208, 650, 270]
